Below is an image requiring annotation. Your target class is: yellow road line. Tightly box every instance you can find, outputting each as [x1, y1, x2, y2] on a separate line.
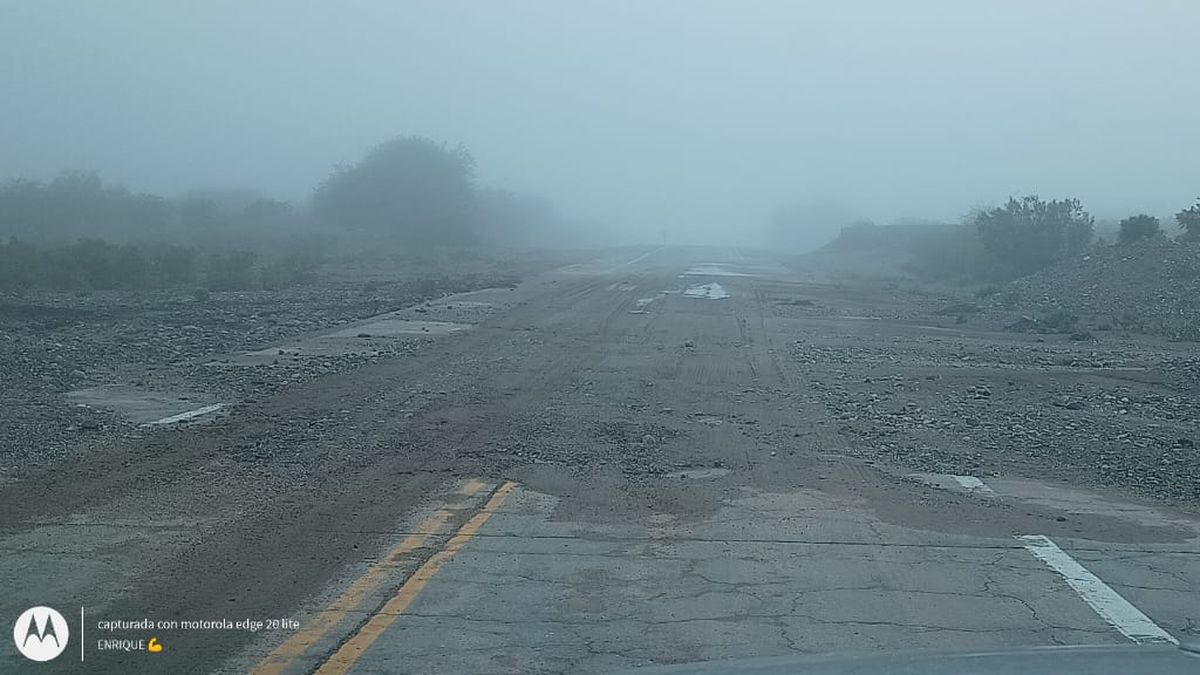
[314, 480, 519, 675]
[250, 479, 489, 675]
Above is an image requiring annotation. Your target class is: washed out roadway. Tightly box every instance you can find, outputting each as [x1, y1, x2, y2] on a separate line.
[0, 247, 1198, 674]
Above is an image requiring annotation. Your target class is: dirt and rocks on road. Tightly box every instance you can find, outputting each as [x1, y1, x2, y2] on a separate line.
[0, 268, 522, 479]
[5, 246, 1198, 511]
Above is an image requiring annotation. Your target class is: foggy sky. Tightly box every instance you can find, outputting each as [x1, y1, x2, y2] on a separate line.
[2, 1, 1198, 247]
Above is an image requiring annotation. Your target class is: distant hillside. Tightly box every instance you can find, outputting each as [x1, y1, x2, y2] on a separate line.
[798, 221, 963, 279]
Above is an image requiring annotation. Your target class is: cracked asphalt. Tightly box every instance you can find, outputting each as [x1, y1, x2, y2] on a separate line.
[335, 484, 1198, 673]
[2, 247, 1198, 673]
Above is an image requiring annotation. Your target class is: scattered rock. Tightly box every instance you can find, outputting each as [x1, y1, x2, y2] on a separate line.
[967, 385, 991, 399]
[982, 239, 1200, 340]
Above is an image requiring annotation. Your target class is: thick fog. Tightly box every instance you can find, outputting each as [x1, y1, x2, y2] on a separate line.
[2, 1, 1198, 249]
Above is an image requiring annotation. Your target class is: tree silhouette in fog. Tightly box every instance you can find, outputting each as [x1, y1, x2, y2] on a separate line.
[1177, 199, 1200, 241]
[312, 136, 477, 246]
[1117, 214, 1161, 245]
[0, 171, 171, 241]
[973, 196, 1094, 276]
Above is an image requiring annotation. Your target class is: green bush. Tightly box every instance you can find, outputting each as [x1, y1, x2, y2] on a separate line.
[973, 196, 1093, 277]
[1117, 214, 1160, 245]
[0, 238, 316, 292]
[1177, 199, 1200, 241]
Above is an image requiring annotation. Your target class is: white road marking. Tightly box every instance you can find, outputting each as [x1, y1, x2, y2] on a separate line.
[1018, 534, 1177, 645]
[952, 475, 995, 494]
[683, 282, 730, 300]
[140, 403, 225, 427]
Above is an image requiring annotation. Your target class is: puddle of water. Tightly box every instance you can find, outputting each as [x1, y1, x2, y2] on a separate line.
[683, 283, 730, 300]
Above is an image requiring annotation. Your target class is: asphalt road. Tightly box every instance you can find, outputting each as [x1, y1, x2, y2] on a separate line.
[2, 247, 1198, 673]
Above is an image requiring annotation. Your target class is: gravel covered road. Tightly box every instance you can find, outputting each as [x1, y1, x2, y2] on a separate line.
[1, 247, 1198, 673]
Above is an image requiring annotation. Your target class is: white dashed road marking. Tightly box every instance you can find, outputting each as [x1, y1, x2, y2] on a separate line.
[140, 403, 225, 427]
[1019, 534, 1177, 645]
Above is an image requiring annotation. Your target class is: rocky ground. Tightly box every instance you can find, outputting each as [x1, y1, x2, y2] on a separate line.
[913, 239, 1200, 341]
[767, 287, 1200, 502]
[983, 238, 1200, 339]
[3, 247, 1199, 674]
[4, 244, 1198, 505]
[0, 267, 526, 479]
[777, 234, 1200, 501]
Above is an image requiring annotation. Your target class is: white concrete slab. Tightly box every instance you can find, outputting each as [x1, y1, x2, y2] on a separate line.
[66, 387, 223, 426]
[683, 283, 730, 300]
